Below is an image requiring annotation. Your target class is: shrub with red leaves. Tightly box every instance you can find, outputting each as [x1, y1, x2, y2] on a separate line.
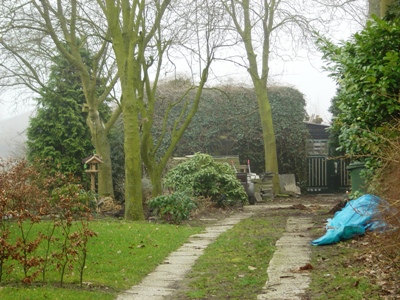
[0, 158, 96, 287]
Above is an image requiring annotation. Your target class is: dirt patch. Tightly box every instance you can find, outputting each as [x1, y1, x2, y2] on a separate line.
[184, 194, 344, 227]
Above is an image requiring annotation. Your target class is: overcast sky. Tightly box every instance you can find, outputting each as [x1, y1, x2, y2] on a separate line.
[275, 56, 337, 123]
[0, 57, 334, 121]
[0, 0, 365, 123]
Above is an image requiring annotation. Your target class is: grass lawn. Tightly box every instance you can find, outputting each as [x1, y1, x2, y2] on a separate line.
[172, 210, 288, 299]
[0, 218, 203, 300]
[2, 197, 397, 300]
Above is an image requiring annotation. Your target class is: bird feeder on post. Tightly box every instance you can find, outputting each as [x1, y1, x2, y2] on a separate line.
[82, 154, 103, 192]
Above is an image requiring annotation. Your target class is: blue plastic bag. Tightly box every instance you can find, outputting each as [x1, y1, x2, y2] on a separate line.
[311, 194, 386, 246]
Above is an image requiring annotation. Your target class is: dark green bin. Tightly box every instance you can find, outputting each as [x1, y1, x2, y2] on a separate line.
[347, 161, 367, 193]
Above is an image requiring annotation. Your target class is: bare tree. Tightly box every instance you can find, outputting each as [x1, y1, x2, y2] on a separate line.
[0, 0, 223, 220]
[220, 0, 367, 193]
[97, 0, 224, 219]
[0, 0, 120, 197]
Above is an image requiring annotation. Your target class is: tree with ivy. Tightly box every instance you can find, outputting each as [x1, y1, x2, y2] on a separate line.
[27, 50, 109, 181]
[219, 0, 363, 193]
[319, 1, 400, 170]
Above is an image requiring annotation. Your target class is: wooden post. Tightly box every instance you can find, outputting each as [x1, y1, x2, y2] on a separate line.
[90, 164, 96, 192]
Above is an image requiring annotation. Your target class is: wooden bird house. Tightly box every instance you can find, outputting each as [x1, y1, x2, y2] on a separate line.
[83, 154, 103, 192]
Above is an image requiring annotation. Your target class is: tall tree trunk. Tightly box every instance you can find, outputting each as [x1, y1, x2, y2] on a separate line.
[86, 109, 114, 197]
[380, 0, 395, 17]
[100, 0, 149, 220]
[122, 99, 144, 220]
[368, 0, 380, 17]
[253, 80, 280, 194]
[148, 169, 163, 197]
[369, 0, 396, 17]
[222, 0, 281, 194]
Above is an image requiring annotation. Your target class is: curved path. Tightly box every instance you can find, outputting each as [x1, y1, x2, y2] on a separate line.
[116, 201, 333, 299]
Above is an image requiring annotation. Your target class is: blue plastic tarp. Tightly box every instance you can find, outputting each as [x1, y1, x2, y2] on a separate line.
[311, 194, 387, 246]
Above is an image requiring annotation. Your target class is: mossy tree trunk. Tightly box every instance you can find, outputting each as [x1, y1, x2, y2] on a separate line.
[380, 0, 395, 16]
[121, 99, 144, 220]
[102, 0, 216, 207]
[86, 106, 120, 197]
[141, 67, 211, 198]
[223, 0, 281, 193]
[252, 81, 280, 193]
[101, 0, 174, 220]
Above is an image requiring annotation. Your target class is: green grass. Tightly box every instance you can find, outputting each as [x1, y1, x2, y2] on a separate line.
[174, 214, 287, 300]
[308, 243, 382, 299]
[0, 285, 114, 300]
[2, 200, 388, 300]
[0, 218, 203, 299]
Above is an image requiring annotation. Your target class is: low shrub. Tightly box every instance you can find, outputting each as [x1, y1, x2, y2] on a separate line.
[164, 153, 247, 207]
[148, 192, 197, 224]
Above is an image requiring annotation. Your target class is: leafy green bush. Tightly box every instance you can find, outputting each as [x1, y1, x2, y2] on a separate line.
[320, 16, 400, 172]
[148, 192, 197, 224]
[164, 153, 248, 207]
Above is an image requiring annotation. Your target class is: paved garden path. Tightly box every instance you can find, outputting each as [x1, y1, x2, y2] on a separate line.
[116, 201, 333, 300]
[116, 211, 255, 300]
[257, 216, 314, 300]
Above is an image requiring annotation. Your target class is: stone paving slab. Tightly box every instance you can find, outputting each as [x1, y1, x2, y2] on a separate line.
[140, 270, 187, 283]
[185, 239, 217, 249]
[167, 249, 203, 256]
[257, 216, 314, 300]
[153, 263, 193, 275]
[164, 255, 202, 265]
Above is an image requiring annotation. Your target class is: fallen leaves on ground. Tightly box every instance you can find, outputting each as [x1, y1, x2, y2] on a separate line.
[346, 233, 400, 299]
[299, 263, 313, 271]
